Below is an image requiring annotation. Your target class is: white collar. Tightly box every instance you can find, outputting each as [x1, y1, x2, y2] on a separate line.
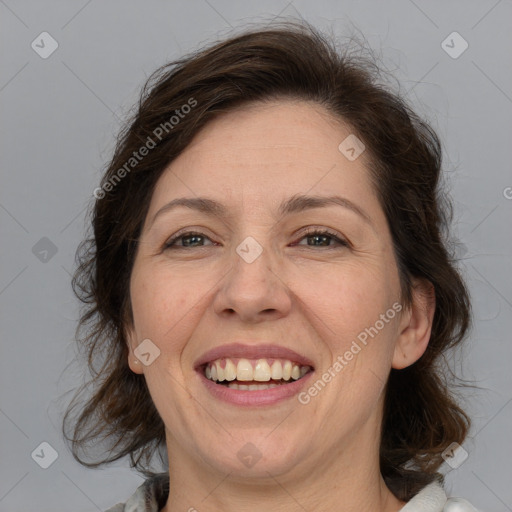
[400, 481, 447, 511]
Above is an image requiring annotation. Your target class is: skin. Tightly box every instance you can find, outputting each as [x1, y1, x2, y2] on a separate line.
[126, 99, 435, 512]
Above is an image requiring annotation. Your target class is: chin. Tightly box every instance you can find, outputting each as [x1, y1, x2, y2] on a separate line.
[198, 433, 310, 480]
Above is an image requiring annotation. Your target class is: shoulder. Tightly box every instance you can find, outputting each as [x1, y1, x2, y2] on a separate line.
[401, 481, 480, 511]
[104, 473, 170, 512]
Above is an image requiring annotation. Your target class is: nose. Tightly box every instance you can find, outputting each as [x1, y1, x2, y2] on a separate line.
[212, 240, 293, 323]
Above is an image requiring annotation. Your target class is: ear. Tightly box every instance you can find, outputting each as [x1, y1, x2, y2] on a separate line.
[125, 325, 144, 375]
[392, 278, 436, 370]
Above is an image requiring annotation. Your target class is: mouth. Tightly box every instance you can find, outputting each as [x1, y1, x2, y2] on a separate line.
[201, 357, 313, 390]
[194, 343, 315, 406]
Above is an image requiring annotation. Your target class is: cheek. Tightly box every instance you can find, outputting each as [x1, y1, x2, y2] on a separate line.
[299, 265, 399, 416]
[293, 260, 396, 333]
[129, 266, 199, 351]
[289, 260, 400, 394]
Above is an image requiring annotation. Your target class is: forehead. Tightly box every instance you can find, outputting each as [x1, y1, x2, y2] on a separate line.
[147, 100, 379, 221]
[185, 99, 350, 159]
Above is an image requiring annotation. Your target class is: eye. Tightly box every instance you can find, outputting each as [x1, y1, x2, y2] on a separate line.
[163, 227, 350, 250]
[292, 227, 350, 249]
[164, 231, 216, 249]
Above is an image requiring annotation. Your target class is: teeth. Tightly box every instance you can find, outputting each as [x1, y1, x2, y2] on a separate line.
[282, 361, 292, 380]
[236, 359, 253, 381]
[270, 361, 282, 379]
[228, 382, 281, 390]
[215, 361, 224, 381]
[224, 359, 237, 381]
[290, 364, 302, 380]
[254, 359, 271, 381]
[204, 357, 311, 385]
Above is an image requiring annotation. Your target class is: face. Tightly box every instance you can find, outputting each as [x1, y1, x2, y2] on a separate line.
[126, 100, 406, 483]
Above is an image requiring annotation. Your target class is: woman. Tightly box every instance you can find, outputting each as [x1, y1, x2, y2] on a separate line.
[63, 21, 479, 511]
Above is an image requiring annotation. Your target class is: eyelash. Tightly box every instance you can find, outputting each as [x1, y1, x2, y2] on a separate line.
[163, 227, 350, 250]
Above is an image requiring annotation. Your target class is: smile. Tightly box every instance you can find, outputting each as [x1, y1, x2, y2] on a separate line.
[203, 357, 312, 390]
[195, 342, 315, 406]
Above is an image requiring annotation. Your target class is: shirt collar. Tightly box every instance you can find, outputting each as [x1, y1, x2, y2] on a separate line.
[114, 474, 449, 512]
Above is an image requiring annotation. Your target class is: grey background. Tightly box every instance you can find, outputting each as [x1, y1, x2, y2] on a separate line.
[1, 1, 511, 511]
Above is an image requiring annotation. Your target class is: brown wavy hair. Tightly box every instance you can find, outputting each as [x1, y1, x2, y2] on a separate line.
[62, 19, 471, 501]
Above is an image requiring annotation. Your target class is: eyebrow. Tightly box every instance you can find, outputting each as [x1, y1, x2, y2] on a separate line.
[149, 194, 373, 229]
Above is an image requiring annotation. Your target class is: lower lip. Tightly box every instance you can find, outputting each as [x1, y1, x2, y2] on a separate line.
[197, 371, 314, 406]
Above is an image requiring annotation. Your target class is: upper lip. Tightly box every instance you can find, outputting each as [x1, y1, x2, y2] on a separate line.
[194, 342, 315, 369]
